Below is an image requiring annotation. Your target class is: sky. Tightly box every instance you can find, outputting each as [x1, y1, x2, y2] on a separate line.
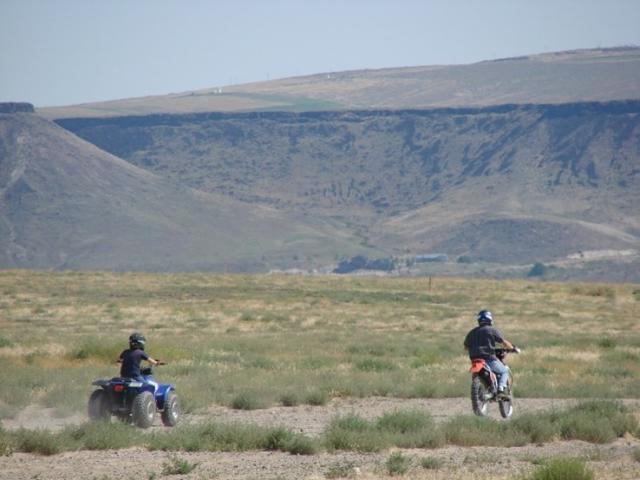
[1, 0, 640, 107]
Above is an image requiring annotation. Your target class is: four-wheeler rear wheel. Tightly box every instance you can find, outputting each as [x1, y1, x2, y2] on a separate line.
[132, 391, 156, 428]
[88, 389, 111, 421]
[161, 391, 180, 427]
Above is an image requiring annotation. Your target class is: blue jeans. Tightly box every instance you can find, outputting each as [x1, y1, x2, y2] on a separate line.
[486, 357, 510, 389]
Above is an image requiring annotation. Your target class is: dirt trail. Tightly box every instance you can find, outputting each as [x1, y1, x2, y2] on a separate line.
[2, 398, 639, 480]
[3, 397, 590, 433]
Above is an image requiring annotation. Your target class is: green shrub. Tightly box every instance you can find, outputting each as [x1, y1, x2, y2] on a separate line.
[148, 422, 314, 454]
[632, 447, 640, 462]
[230, 391, 267, 410]
[264, 427, 294, 451]
[512, 414, 558, 445]
[420, 456, 443, 470]
[325, 460, 357, 478]
[439, 401, 636, 448]
[442, 415, 511, 447]
[525, 458, 593, 480]
[560, 412, 617, 443]
[279, 392, 299, 407]
[283, 434, 318, 455]
[150, 423, 267, 452]
[560, 401, 638, 443]
[67, 422, 141, 450]
[0, 425, 13, 456]
[0, 335, 13, 348]
[304, 389, 328, 406]
[324, 428, 383, 453]
[162, 455, 199, 475]
[597, 337, 616, 348]
[376, 409, 433, 434]
[385, 451, 412, 476]
[13, 428, 64, 456]
[330, 414, 372, 433]
[263, 426, 316, 455]
[239, 311, 256, 322]
[392, 429, 445, 449]
[323, 414, 387, 453]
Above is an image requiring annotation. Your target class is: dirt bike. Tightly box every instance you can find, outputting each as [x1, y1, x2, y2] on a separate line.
[469, 347, 520, 418]
[88, 363, 180, 428]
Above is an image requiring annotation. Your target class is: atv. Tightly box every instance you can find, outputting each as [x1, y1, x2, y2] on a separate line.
[88, 365, 180, 428]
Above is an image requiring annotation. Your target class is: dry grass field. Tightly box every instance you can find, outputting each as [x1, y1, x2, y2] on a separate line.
[1, 270, 639, 479]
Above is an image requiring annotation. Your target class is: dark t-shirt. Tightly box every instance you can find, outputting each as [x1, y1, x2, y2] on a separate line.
[119, 348, 149, 379]
[464, 325, 505, 359]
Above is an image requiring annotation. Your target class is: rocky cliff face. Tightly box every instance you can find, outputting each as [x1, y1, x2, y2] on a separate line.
[0, 103, 34, 114]
[57, 101, 640, 211]
[54, 101, 640, 266]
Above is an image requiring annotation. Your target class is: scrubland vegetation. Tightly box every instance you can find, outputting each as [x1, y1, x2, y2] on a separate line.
[0, 401, 636, 457]
[0, 270, 639, 478]
[1, 270, 638, 418]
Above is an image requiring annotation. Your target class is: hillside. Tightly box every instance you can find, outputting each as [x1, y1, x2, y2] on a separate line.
[4, 47, 640, 279]
[39, 47, 640, 118]
[56, 101, 640, 270]
[0, 112, 370, 271]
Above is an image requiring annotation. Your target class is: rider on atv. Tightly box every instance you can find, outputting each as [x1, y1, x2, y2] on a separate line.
[117, 333, 159, 383]
[464, 310, 518, 397]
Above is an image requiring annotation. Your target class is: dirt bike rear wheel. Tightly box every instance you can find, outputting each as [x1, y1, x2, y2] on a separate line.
[471, 376, 489, 416]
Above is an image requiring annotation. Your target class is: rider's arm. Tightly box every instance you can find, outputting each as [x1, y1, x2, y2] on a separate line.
[147, 356, 160, 366]
[502, 339, 514, 350]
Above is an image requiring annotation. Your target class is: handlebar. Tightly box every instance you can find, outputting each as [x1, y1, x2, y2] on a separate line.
[495, 347, 521, 360]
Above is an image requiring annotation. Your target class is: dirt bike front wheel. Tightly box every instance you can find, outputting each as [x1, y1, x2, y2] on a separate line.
[499, 377, 514, 419]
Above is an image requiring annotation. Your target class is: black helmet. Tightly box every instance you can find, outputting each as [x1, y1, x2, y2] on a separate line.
[129, 332, 146, 350]
[477, 310, 493, 326]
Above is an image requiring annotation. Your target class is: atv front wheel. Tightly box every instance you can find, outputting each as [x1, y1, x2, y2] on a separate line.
[161, 391, 180, 427]
[88, 389, 111, 421]
[132, 391, 156, 428]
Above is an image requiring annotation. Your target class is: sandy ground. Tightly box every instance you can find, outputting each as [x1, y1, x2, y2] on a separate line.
[2, 397, 640, 480]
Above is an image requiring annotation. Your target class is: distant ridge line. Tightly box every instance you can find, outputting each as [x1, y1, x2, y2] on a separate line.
[54, 99, 640, 129]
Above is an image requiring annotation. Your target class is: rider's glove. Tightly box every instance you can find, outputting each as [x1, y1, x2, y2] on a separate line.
[513, 347, 521, 354]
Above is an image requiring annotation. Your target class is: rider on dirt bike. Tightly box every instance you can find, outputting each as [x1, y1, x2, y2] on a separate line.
[464, 310, 518, 397]
[117, 333, 160, 383]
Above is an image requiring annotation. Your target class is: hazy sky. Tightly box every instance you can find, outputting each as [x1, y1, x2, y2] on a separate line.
[2, 0, 640, 107]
